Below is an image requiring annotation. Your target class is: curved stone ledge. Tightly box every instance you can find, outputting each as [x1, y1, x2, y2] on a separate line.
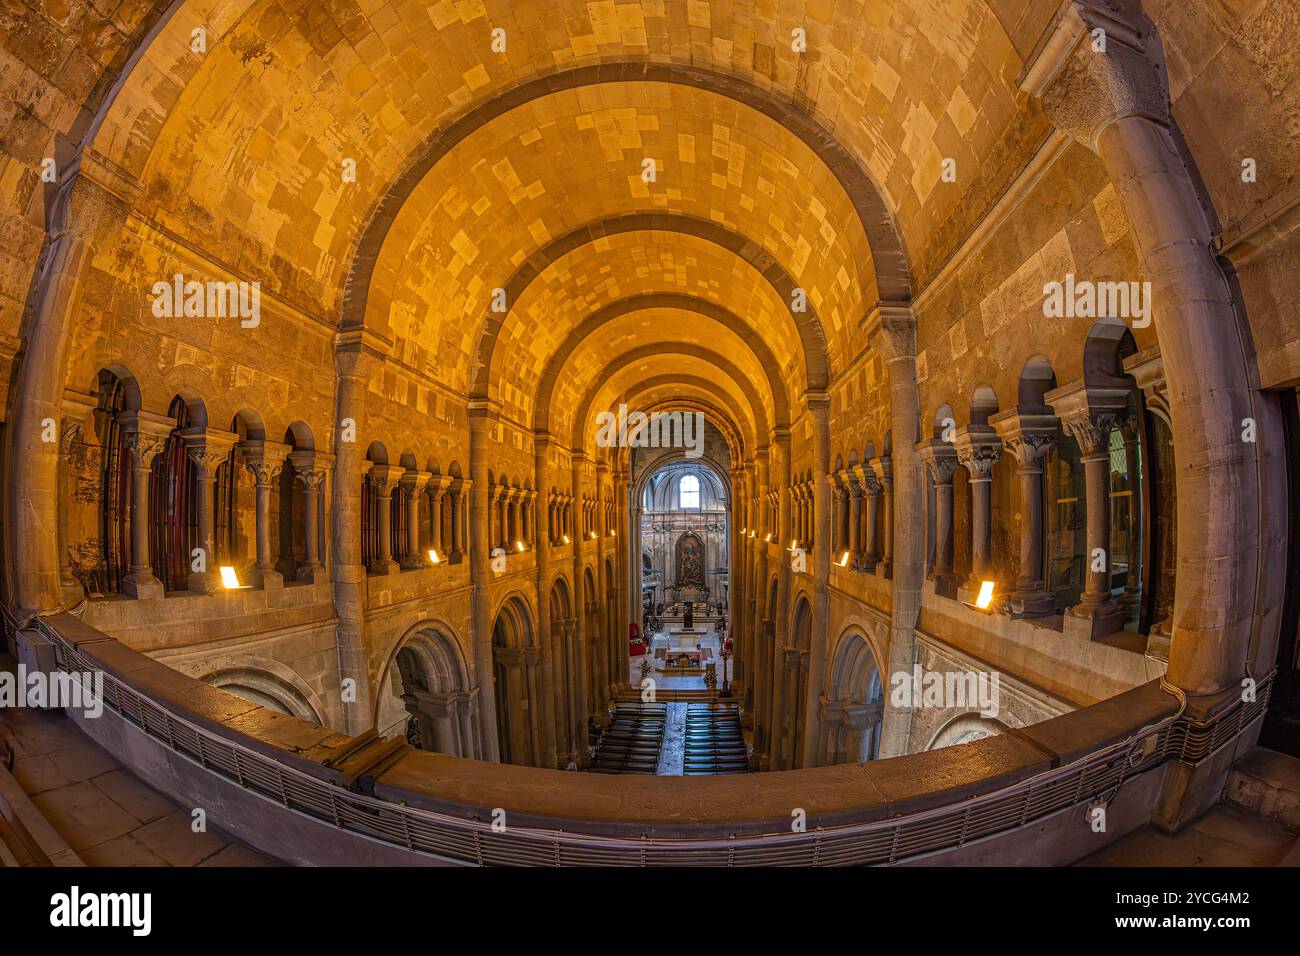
[29, 612, 1207, 864]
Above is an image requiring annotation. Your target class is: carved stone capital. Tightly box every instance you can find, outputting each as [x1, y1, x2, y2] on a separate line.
[915, 439, 959, 483]
[124, 429, 169, 466]
[954, 427, 1002, 480]
[1020, 0, 1169, 153]
[367, 463, 405, 496]
[990, 409, 1059, 467]
[1045, 379, 1132, 457]
[862, 303, 917, 362]
[869, 455, 892, 492]
[296, 467, 328, 492]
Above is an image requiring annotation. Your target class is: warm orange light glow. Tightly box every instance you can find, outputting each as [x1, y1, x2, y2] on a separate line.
[515, 540, 526, 552]
[427, 549, 441, 564]
[219, 566, 242, 589]
[838, 551, 850, 567]
[976, 580, 995, 610]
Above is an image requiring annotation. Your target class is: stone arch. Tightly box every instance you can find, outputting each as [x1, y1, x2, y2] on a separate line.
[491, 592, 540, 766]
[375, 624, 478, 757]
[197, 658, 325, 725]
[474, 212, 833, 398]
[341, 60, 913, 344]
[927, 713, 1011, 751]
[533, 293, 791, 434]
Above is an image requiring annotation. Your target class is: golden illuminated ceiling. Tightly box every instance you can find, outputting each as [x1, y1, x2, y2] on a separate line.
[80, 0, 1049, 457]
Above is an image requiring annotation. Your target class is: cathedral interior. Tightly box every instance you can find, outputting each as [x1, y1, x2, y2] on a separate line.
[0, 0, 1298, 874]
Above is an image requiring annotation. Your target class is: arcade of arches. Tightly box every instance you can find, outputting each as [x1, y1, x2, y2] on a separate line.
[0, 0, 1298, 866]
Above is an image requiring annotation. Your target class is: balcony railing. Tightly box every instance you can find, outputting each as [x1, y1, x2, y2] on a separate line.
[3, 606, 1271, 867]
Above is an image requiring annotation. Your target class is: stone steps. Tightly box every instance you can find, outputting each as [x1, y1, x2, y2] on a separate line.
[1225, 747, 1300, 833]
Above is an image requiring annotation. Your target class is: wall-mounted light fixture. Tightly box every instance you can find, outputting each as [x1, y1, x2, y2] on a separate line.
[219, 566, 244, 590]
[427, 549, 441, 564]
[975, 580, 996, 610]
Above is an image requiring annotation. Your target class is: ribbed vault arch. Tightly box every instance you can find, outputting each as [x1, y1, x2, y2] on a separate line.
[474, 212, 831, 397]
[533, 293, 791, 436]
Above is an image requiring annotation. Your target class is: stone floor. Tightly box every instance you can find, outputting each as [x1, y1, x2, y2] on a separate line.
[655, 703, 687, 775]
[0, 698, 280, 867]
[1078, 805, 1299, 867]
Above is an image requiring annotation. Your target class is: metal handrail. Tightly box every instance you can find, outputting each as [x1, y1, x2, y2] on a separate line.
[11, 609, 1271, 866]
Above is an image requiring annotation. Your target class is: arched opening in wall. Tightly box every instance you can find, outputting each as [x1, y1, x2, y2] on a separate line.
[583, 567, 602, 725]
[604, 556, 619, 688]
[783, 595, 813, 770]
[277, 422, 315, 581]
[376, 629, 479, 758]
[958, 386, 1000, 590]
[491, 595, 537, 767]
[360, 443, 387, 570]
[90, 367, 141, 596]
[149, 394, 205, 592]
[392, 451, 417, 567]
[205, 668, 321, 724]
[636, 455, 730, 692]
[927, 713, 1010, 751]
[216, 410, 263, 574]
[1014, 357, 1079, 610]
[1081, 321, 1143, 635]
[639, 458, 728, 613]
[826, 631, 884, 764]
[549, 576, 583, 766]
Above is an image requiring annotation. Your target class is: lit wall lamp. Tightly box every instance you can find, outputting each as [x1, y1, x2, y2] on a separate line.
[972, 580, 996, 611]
[562, 534, 571, 544]
[763, 532, 772, 543]
[219, 566, 247, 590]
[515, 540, 526, 553]
[838, 551, 850, 567]
[427, 549, 441, 564]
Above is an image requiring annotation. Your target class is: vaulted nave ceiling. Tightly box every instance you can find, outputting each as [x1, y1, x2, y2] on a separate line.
[79, 0, 1054, 451]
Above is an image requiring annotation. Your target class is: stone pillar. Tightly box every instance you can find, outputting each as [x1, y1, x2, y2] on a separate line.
[870, 455, 894, 578]
[364, 463, 403, 575]
[242, 440, 290, 588]
[955, 426, 1001, 597]
[1023, 2, 1285, 724]
[330, 331, 381, 733]
[456, 695, 478, 759]
[467, 403, 501, 762]
[399, 471, 431, 570]
[846, 474, 863, 561]
[426, 475, 450, 557]
[855, 463, 881, 567]
[1048, 380, 1131, 639]
[867, 307, 923, 758]
[989, 410, 1059, 617]
[916, 439, 958, 591]
[842, 703, 881, 764]
[57, 390, 98, 604]
[119, 417, 169, 600]
[7, 189, 97, 613]
[799, 392, 832, 769]
[187, 429, 239, 593]
[571, 457, 590, 765]
[1118, 416, 1144, 618]
[296, 463, 329, 582]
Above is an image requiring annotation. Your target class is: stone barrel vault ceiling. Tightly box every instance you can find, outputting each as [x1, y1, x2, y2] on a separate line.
[58, 0, 1048, 447]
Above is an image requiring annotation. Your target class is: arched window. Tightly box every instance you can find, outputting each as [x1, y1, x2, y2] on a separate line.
[679, 473, 700, 509]
[94, 372, 131, 595]
[149, 397, 199, 592]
